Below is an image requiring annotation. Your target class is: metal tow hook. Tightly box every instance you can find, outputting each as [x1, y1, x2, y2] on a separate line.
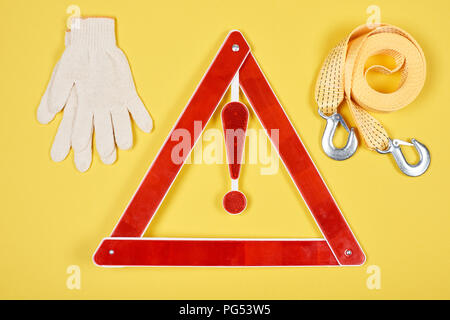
[319, 110, 358, 161]
[376, 138, 431, 177]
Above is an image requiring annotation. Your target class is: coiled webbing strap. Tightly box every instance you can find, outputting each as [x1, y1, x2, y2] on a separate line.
[315, 24, 426, 150]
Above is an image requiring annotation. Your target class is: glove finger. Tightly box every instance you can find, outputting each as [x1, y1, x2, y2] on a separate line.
[111, 107, 133, 150]
[74, 139, 92, 173]
[50, 87, 77, 162]
[127, 93, 153, 133]
[37, 61, 61, 124]
[72, 104, 93, 152]
[37, 89, 56, 124]
[47, 52, 75, 114]
[94, 109, 115, 158]
[100, 148, 117, 165]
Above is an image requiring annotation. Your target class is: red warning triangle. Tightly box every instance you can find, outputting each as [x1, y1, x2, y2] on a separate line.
[93, 31, 365, 267]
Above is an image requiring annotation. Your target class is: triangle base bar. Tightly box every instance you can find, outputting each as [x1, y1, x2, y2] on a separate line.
[94, 238, 339, 266]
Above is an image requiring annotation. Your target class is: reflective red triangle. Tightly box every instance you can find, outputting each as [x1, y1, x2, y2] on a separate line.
[93, 31, 365, 267]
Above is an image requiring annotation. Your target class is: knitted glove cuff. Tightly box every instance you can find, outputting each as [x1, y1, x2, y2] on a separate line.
[70, 17, 116, 48]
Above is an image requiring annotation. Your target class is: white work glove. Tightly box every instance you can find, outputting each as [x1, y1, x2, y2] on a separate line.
[37, 18, 152, 172]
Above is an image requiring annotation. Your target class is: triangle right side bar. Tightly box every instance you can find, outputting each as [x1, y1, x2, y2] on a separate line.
[239, 53, 365, 266]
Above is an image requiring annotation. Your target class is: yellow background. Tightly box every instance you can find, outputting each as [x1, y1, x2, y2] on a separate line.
[0, 0, 449, 299]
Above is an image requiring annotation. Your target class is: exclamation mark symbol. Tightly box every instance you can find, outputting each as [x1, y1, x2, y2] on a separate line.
[221, 101, 249, 214]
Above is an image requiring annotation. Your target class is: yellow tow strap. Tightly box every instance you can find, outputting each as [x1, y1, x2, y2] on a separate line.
[315, 24, 426, 151]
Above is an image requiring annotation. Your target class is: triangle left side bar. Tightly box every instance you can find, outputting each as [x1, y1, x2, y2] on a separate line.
[110, 31, 250, 237]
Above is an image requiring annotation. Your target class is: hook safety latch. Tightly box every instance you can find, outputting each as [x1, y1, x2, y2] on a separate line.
[376, 138, 431, 177]
[319, 110, 358, 161]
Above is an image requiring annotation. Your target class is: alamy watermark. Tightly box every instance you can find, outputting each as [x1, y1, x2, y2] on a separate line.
[366, 5, 381, 29]
[170, 121, 280, 175]
[66, 265, 81, 290]
[366, 265, 381, 290]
